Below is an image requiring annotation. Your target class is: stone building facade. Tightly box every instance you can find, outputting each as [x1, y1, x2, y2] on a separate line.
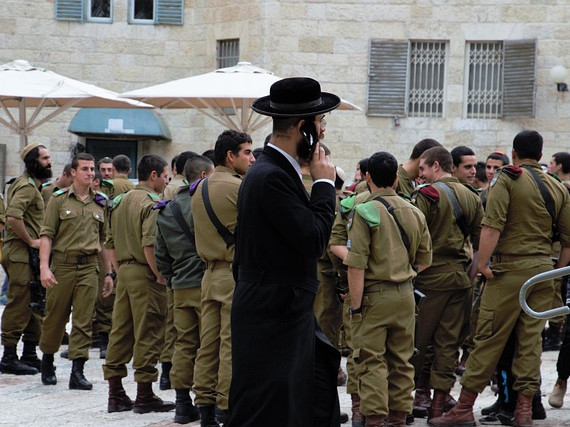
[1, 0, 569, 182]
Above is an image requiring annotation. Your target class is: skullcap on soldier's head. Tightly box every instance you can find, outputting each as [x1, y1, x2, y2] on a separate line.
[20, 142, 44, 161]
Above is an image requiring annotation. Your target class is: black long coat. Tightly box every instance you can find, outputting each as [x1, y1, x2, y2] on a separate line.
[228, 145, 340, 427]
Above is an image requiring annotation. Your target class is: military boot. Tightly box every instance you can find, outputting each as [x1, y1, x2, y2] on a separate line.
[364, 414, 387, 427]
[548, 379, 567, 408]
[531, 389, 546, 420]
[174, 388, 200, 424]
[513, 393, 533, 427]
[159, 361, 172, 390]
[20, 341, 41, 371]
[99, 332, 109, 359]
[387, 410, 407, 427]
[429, 390, 448, 421]
[215, 407, 230, 425]
[351, 393, 366, 427]
[0, 345, 38, 375]
[133, 382, 175, 414]
[413, 387, 431, 418]
[107, 376, 133, 413]
[69, 358, 92, 390]
[197, 405, 220, 427]
[41, 353, 57, 385]
[428, 387, 477, 426]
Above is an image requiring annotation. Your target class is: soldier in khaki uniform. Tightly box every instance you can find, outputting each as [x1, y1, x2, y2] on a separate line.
[431, 130, 570, 427]
[40, 163, 73, 205]
[38, 153, 113, 389]
[155, 155, 214, 424]
[396, 138, 442, 197]
[97, 157, 114, 197]
[102, 154, 175, 414]
[111, 154, 135, 197]
[0, 142, 52, 376]
[191, 130, 254, 425]
[411, 146, 483, 421]
[344, 151, 432, 427]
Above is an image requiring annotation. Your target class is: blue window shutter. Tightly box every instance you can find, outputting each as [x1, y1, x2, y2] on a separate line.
[155, 0, 184, 25]
[55, 0, 84, 21]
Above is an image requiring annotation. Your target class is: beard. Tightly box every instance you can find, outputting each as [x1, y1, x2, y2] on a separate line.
[29, 160, 52, 180]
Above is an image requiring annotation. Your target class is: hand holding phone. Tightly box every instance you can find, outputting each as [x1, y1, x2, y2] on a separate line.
[309, 142, 335, 182]
[298, 118, 319, 163]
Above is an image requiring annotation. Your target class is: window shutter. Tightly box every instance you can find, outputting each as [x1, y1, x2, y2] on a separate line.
[155, 0, 184, 25]
[367, 40, 408, 117]
[55, 0, 84, 21]
[503, 39, 536, 118]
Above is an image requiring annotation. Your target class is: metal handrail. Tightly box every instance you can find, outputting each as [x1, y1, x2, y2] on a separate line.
[519, 266, 570, 319]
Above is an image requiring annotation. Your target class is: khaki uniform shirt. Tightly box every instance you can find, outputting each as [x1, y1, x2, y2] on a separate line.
[111, 175, 135, 198]
[484, 162, 570, 265]
[107, 184, 160, 264]
[329, 191, 370, 246]
[162, 175, 188, 200]
[344, 188, 432, 285]
[192, 166, 242, 263]
[41, 182, 58, 206]
[396, 165, 415, 197]
[354, 180, 368, 195]
[0, 193, 5, 225]
[4, 173, 44, 244]
[40, 186, 106, 255]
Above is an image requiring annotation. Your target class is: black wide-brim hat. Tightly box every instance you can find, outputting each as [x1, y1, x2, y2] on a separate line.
[252, 77, 341, 118]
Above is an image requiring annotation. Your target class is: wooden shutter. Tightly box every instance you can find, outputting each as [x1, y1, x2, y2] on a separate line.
[367, 40, 408, 117]
[502, 39, 537, 118]
[155, 0, 184, 25]
[55, 0, 84, 21]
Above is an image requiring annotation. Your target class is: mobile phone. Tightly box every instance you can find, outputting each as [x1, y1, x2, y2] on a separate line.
[298, 117, 318, 162]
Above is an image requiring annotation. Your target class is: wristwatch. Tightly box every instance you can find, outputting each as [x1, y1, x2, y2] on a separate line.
[105, 272, 117, 280]
[348, 306, 362, 315]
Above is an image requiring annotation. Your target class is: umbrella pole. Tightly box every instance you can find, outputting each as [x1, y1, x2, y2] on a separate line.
[19, 98, 27, 173]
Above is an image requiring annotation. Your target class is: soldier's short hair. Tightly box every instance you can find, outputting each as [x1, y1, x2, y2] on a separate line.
[486, 151, 510, 166]
[184, 155, 214, 183]
[410, 138, 442, 160]
[93, 169, 103, 183]
[71, 153, 94, 169]
[214, 130, 252, 166]
[171, 155, 179, 172]
[368, 152, 398, 188]
[97, 157, 113, 167]
[476, 161, 488, 183]
[451, 146, 475, 167]
[138, 155, 167, 181]
[513, 130, 542, 161]
[112, 154, 132, 174]
[358, 158, 369, 176]
[175, 151, 199, 177]
[420, 146, 453, 173]
[62, 163, 72, 176]
[553, 152, 570, 174]
[202, 149, 216, 166]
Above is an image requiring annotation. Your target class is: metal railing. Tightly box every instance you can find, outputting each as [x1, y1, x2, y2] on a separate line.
[520, 266, 570, 319]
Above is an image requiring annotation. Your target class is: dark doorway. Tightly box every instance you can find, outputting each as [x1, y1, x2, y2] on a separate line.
[85, 139, 137, 179]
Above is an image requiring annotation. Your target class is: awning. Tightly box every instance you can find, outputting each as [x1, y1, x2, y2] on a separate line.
[68, 108, 171, 141]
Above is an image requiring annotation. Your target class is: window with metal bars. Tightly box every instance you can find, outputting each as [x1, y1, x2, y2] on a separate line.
[408, 41, 446, 118]
[466, 42, 504, 119]
[217, 39, 240, 69]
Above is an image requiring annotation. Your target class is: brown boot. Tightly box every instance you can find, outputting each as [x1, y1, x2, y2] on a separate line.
[107, 376, 133, 413]
[428, 389, 448, 421]
[365, 414, 387, 427]
[132, 382, 175, 414]
[413, 387, 431, 418]
[427, 387, 476, 426]
[513, 393, 533, 427]
[351, 393, 366, 427]
[443, 393, 457, 412]
[337, 366, 347, 386]
[387, 410, 407, 426]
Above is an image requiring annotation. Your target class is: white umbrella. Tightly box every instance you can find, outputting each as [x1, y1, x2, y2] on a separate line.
[120, 61, 361, 133]
[0, 60, 150, 151]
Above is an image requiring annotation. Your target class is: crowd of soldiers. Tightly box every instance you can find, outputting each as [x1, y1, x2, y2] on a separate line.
[0, 124, 569, 427]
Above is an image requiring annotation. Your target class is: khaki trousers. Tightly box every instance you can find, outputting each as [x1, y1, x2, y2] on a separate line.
[170, 287, 201, 389]
[39, 258, 98, 359]
[193, 266, 234, 410]
[93, 259, 114, 335]
[314, 265, 342, 348]
[159, 287, 177, 363]
[102, 263, 167, 383]
[343, 295, 358, 395]
[352, 282, 415, 416]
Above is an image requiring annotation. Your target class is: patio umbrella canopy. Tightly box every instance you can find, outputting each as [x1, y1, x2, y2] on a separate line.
[121, 61, 361, 133]
[0, 59, 149, 151]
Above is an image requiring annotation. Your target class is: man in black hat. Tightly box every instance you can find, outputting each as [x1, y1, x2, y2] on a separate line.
[228, 77, 340, 426]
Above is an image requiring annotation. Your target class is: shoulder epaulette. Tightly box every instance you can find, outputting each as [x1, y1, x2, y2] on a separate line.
[153, 200, 172, 210]
[101, 179, 114, 188]
[548, 172, 562, 183]
[112, 193, 124, 209]
[502, 165, 523, 179]
[417, 185, 440, 203]
[148, 193, 160, 201]
[94, 193, 107, 207]
[53, 188, 68, 197]
[398, 192, 412, 202]
[462, 183, 480, 195]
[27, 177, 36, 186]
[41, 182, 51, 188]
[354, 201, 381, 228]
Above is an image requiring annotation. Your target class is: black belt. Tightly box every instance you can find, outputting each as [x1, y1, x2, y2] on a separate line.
[53, 253, 98, 265]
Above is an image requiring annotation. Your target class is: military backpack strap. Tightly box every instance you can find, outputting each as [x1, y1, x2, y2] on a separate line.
[521, 165, 559, 241]
[433, 182, 469, 238]
[201, 178, 235, 249]
[169, 199, 195, 242]
[372, 196, 411, 253]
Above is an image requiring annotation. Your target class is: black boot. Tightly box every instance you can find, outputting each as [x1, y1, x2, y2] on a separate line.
[60, 349, 69, 359]
[99, 332, 109, 360]
[108, 376, 133, 413]
[543, 324, 562, 351]
[215, 406, 229, 425]
[69, 358, 92, 390]
[174, 388, 200, 424]
[0, 345, 38, 375]
[133, 381, 176, 414]
[198, 405, 220, 427]
[41, 353, 57, 385]
[20, 341, 41, 371]
[160, 361, 172, 390]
